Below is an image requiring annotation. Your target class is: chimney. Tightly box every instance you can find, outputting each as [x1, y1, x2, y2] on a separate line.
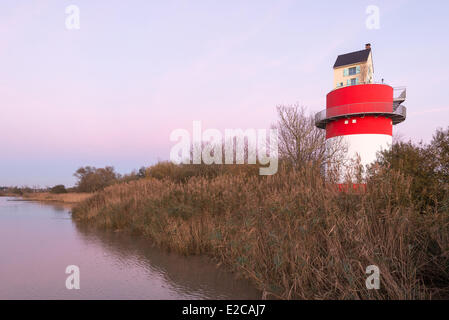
[365, 43, 371, 50]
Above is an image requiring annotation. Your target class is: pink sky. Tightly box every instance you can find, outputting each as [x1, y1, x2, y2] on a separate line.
[1, 0, 448, 186]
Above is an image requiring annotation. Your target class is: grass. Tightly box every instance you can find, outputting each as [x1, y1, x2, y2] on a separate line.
[72, 165, 449, 299]
[22, 192, 92, 205]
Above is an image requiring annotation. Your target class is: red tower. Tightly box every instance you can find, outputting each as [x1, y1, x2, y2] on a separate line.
[315, 45, 406, 176]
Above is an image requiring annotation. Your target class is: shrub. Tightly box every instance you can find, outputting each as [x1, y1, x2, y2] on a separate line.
[373, 127, 449, 213]
[50, 185, 68, 194]
[146, 161, 259, 183]
[74, 166, 119, 193]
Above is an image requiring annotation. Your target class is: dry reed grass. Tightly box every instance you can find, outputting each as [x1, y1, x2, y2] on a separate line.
[23, 192, 92, 204]
[72, 165, 449, 299]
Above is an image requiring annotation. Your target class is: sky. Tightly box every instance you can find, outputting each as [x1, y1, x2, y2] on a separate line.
[1, 0, 449, 187]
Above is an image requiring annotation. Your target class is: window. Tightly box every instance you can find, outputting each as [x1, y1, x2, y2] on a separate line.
[352, 119, 357, 123]
[351, 78, 357, 85]
[344, 66, 361, 76]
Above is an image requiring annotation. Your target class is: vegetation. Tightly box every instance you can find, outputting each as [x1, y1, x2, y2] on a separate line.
[273, 105, 347, 171]
[74, 166, 119, 192]
[146, 161, 259, 183]
[22, 192, 92, 204]
[50, 184, 68, 194]
[71, 113, 449, 299]
[72, 160, 449, 299]
[0, 186, 37, 196]
[373, 127, 449, 213]
[5, 104, 448, 299]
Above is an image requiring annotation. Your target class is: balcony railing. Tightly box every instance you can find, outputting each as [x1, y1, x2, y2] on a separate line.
[332, 81, 387, 91]
[393, 87, 406, 110]
[315, 102, 407, 129]
[331, 83, 407, 99]
[392, 104, 407, 121]
[393, 87, 406, 100]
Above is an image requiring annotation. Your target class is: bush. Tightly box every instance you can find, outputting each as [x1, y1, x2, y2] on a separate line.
[373, 127, 449, 213]
[50, 185, 67, 194]
[146, 161, 259, 183]
[74, 166, 119, 193]
[11, 187, 23, 195]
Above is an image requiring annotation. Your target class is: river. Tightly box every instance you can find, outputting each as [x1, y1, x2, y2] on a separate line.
[0, 197, 261, 299]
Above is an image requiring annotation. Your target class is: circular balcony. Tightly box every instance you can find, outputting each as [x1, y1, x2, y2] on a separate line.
[315, 102, 407, 129]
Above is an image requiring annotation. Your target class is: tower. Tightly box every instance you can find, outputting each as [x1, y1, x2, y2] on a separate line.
[315, 44, 407, 176]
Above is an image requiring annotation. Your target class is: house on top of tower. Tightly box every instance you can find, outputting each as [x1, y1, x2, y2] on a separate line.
[315, 43, 407, 182]
[333, 44, 374, 89]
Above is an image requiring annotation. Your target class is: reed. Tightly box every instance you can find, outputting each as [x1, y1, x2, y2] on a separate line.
[72, 164, 449, 299]
[22, 192, 92, 204]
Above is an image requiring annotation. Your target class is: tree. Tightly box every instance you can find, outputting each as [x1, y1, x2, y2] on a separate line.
[429, 126, 449, 184]
[74, 166, 118, 193]
[373, 135, 448, 213]
[50, 185, 68, 194]
[273, 104, 347, 172]
[138, 166, 147, 178]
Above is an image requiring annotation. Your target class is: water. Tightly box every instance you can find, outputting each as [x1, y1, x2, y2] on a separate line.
[0, 197, 261, 299]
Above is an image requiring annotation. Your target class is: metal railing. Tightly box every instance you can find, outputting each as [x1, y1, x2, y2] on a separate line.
[393, 87, 406, 110]
[392, 104, 407, 121]
[315, 102, 407, 128]
[315, 102, 392, 121]
[332, 81, 388, 91]
[331, 83, 407, 99]
[393, 86, 406, 99]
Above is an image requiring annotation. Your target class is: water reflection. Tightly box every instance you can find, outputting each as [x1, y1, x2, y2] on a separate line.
[0, 197, 261, 299]
[73, 223, 261, 299]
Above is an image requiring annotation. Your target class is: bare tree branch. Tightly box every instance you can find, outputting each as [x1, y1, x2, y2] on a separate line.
[273, 104, 348, 173]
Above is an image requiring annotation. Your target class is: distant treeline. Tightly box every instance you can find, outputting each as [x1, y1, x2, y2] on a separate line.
[1, 162, 261, 196]
[0, 166, 148, 196]
[0, 186, 63, 195]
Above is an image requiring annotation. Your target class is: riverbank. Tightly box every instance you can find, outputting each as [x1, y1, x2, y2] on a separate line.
[21, 192, 92, 205]
[72, 166, 449, 299]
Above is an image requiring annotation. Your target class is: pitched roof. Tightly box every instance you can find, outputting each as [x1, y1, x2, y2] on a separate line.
[333, 48, 371, 68]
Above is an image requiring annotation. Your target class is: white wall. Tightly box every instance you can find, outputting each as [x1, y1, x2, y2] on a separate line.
[327, 133, 392, 180]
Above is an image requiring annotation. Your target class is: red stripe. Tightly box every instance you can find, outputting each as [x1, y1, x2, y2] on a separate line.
[326, 116, 392, 139]
[327, 84, 393, 108]
[325, 102, 392, 118]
